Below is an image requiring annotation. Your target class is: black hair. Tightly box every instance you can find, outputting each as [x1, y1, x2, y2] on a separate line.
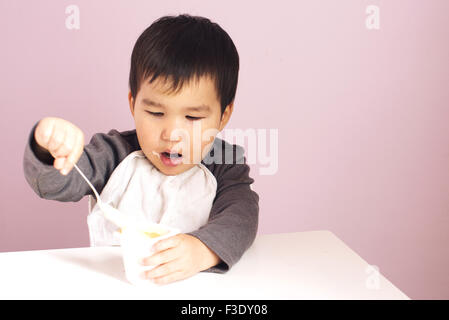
[129, 14, 239, 117]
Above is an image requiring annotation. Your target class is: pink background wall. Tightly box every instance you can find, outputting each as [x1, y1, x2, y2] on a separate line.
[1, 0, 448, 299]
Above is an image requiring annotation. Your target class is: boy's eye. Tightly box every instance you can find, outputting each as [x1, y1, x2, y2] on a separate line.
[147, 111, 164, 117]
[186, 116, 204, 121]
[147, 111, 203, 121]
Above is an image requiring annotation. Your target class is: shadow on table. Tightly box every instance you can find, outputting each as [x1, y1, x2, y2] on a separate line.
[49, 248, 128, 284]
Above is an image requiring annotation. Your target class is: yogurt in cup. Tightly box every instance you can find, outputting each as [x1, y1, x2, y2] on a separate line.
[119, 223, 180, 286]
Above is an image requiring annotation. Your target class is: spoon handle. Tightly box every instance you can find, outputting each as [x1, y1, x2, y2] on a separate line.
[73, 164, 102, 204]
[73, 164, 131, 229]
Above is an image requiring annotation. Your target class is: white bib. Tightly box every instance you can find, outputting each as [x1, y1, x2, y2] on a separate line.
[87, 150, 217, 246]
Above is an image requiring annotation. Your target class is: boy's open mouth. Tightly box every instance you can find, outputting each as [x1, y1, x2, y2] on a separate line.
[161, 151, 182, 159]
[160, 151, 183, 167]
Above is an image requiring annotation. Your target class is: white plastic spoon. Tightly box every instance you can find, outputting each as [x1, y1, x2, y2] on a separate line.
[73, 163, 131, 229]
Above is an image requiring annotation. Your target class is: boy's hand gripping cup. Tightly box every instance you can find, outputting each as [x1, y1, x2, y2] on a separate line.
[119, 223, 180, 286]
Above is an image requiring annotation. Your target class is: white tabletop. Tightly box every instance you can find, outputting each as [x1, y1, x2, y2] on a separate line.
[0, 231, 409, 299]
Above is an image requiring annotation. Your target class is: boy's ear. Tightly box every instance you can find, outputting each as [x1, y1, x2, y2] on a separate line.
[128, 91, 135, 117]
[218, 102, 234, 131]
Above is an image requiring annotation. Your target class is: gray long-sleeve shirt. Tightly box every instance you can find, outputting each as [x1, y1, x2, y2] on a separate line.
[23, 122, 259, 273]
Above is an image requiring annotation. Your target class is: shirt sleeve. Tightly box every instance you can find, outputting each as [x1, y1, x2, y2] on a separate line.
[187, 141, 260, 273]
[23, 121, 138, 202]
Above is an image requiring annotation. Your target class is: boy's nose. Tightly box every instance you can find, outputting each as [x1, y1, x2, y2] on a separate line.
[161, 122, 185, 142]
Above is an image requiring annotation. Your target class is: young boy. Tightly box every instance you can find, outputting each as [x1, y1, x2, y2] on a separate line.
[23, 14, 259, 285]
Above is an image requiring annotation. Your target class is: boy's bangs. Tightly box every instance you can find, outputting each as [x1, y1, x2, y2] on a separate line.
[129, 14, 239, 114]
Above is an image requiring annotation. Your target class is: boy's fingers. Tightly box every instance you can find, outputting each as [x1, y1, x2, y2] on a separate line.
[141, 247, 179, 267]
[152, 234, 182, 253]
[144, 259, 183, 281]
[52, 130, 76, 159]
[47, 123, 67, 153]
[35, 117, 56, 147]
[54, 157, 66, 171]
[151, 270, 188, 285]
[64, 132, 84, 173]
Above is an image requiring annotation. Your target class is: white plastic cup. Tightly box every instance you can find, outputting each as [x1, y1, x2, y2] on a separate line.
[119, 224, 180, 286]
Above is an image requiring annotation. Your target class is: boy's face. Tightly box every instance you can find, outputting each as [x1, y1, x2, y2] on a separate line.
[128, 75, 233, 176]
